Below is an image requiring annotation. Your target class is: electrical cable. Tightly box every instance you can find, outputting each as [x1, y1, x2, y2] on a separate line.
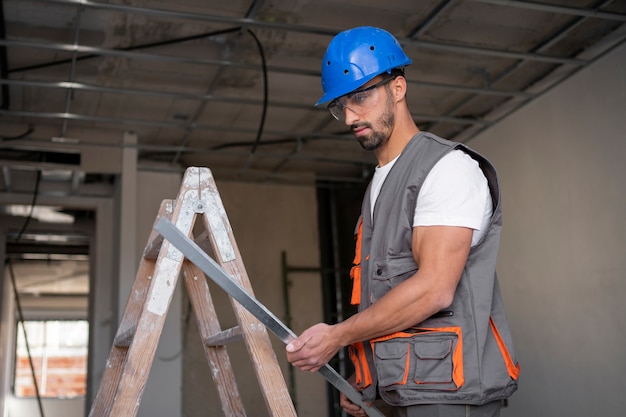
[239, 28, 268, 175]
[0, 0, 10, 110]
[9, 27, 243, 74]
[15, 170, 41, 239]
[0, 126, 35, 142]
[7, 169, 46, 417]
[6, 261, 45, 417]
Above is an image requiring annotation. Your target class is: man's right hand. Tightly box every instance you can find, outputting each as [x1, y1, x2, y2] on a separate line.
[339, 392, 368, 417]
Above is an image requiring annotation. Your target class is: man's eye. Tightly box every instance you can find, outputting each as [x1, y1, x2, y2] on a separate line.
[350, 91, 368, 104]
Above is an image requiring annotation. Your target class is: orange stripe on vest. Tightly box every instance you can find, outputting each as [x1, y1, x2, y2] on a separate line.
[490, 317, 520, 380]
[350, 218, 363, 305]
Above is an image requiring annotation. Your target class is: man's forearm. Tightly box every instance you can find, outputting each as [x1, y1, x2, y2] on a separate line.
[334, 272, 450, 347]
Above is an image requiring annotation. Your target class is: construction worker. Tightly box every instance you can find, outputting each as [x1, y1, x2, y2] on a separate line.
[286, 26, 519, 417]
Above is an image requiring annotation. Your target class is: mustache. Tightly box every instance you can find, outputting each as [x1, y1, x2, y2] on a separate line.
[351, 122, 371, 131]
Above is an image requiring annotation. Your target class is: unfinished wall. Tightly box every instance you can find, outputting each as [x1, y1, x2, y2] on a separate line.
[469, 42, 626, 416]
[182, 179, 325, 417]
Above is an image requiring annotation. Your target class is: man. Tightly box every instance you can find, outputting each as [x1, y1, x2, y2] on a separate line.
[286, 27, 519, 417]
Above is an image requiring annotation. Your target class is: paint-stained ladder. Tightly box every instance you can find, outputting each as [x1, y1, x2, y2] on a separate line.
[88, 167, 296, 417]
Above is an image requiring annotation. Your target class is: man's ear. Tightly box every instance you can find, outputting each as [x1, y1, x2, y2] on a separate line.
[392, 76, 407, 102]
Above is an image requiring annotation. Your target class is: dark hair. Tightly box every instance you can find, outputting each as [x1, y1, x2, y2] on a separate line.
[389, 68, 405, 77]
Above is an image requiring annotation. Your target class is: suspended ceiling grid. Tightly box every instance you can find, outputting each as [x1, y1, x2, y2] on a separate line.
[0, 0, 625, 191]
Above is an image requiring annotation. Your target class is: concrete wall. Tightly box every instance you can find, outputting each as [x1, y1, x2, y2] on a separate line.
[469, 42, 626, 416]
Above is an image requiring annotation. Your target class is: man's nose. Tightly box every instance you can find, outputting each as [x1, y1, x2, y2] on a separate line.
[344, 107, 359, 126]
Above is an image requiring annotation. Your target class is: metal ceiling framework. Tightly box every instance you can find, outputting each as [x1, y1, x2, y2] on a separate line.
[0, 0, 625, 190]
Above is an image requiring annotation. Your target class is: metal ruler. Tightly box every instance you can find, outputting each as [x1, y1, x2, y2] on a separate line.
[155, 217, 384, 417]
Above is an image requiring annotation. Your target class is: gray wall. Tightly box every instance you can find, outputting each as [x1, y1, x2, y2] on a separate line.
[470, 42, 626, 416]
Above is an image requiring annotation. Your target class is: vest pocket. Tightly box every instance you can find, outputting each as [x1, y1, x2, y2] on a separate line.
[373, 340, 410, 386]
[413, 338, 453, 383]
[371, 327, 464, 392]
[370, 256, 417, 303]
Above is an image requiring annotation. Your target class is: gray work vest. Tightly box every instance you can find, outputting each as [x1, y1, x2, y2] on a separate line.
[350, 132, 519, 406]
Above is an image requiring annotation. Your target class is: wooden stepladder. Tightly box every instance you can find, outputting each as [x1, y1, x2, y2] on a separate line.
[89, 167, 297, 417]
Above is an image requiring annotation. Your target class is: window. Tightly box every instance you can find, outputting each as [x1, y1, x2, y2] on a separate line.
[14, 320, 88, 398]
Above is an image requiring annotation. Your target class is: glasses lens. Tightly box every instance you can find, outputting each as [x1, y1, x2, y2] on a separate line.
[327, 100, 344, 120]
[345, 89, 374, 107]
[327, 77, 392, 121]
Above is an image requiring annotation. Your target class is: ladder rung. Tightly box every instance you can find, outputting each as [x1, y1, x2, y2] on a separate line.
[204, 326, 243, 346]
[143, 200, 174, 259]
[143, 234, 164, 259]
[113, 324, 137, 347]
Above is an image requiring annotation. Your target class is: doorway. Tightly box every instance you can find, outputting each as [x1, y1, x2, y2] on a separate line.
[1, 204, 92, 417]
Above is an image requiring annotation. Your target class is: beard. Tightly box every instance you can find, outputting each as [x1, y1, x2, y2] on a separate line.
[352, 91, 395, 151]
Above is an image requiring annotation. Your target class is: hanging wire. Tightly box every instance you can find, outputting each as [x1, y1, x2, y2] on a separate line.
[7, 262, 44, 415]
[0, 126, 34, 142]
[7, 169, 46, 417]
[239, 28, 268, 175]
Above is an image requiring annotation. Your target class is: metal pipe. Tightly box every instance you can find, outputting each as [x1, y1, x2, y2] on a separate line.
[280, 251, 296, 410]
[0, 106, 488, 129]
[0, 74, 531, 100]
[1, 38, 320, 77]
[0, 0, 9, 110]
[60, 3, 84, 137]
[471, 0, 626, 21]
[0, 78, 322, 109]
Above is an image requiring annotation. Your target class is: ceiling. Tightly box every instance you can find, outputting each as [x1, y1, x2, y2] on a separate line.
[0, 0, 624, 314]
[1, 0, 625, 193]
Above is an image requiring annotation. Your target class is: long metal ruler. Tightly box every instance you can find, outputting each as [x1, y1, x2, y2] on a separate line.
[155, 217, 384, 417]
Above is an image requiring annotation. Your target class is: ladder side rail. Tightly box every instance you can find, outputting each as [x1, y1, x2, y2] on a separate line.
[89, 200, 173, 417]
[182, 261, 247, 416]
[197, 169, 297, 417]
[106, 173, 200, 417]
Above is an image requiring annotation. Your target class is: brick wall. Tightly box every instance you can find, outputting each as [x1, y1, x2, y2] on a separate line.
[14, 356, 86, 398]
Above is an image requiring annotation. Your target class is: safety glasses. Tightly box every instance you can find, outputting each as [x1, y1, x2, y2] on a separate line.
[327, 75, 396, 121]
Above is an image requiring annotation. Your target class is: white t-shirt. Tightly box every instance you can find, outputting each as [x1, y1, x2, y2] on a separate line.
[370, 149, 492, 247]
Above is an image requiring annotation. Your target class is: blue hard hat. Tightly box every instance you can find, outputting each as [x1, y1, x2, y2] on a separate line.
[316, 26, 412, 106]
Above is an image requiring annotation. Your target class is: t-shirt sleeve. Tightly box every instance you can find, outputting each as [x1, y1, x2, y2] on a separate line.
[413, 149, 490, 230]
